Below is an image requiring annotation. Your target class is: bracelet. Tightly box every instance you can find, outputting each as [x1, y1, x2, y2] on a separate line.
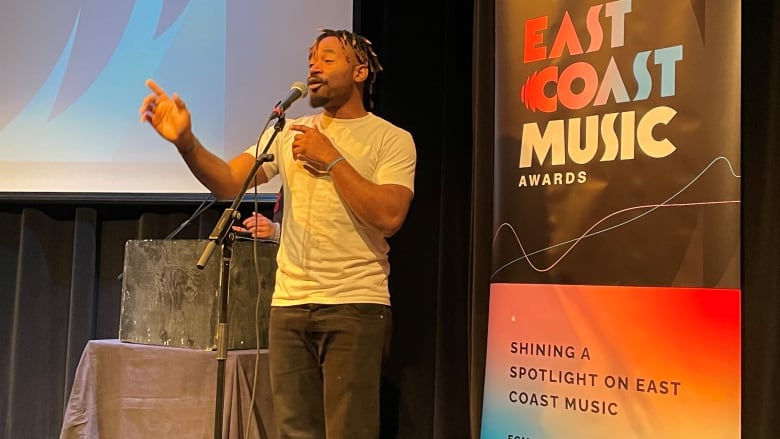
[325, 156, 345, 173]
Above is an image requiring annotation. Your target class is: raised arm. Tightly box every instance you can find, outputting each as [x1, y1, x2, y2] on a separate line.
[139, 79, 268, 199]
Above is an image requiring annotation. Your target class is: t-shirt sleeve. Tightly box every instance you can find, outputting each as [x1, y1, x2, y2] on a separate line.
[375, 129, 416, 193]
[242, 126, 280, 181]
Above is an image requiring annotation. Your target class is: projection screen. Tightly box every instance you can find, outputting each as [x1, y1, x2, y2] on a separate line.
[0, 0, 353, 199]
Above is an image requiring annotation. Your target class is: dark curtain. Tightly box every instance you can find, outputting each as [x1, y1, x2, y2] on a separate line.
[355, 0, 481, 437]
[470, 0, 494, 437]
[1, 2, 779, 439]
[0, 202, 226, 437]
[741, 1, 780, 438]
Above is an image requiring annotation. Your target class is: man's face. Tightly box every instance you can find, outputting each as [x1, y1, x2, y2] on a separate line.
[307, 36, 362, 109]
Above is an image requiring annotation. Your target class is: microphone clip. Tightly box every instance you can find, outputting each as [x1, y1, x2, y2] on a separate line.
[268, 101, 285, 121]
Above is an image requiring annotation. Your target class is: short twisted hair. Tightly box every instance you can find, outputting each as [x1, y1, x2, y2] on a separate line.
[310, 29, 383, 108]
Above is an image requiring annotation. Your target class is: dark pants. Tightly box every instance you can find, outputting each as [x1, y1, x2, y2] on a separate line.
[268, 304, 392, 439]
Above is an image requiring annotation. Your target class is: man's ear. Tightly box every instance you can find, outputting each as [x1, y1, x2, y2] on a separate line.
[353, 64, 369, 83]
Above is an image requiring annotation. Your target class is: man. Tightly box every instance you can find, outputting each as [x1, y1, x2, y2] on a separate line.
[139, 29, 416, 438]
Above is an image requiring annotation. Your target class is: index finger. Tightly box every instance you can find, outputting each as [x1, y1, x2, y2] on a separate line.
[290, 124, 311, 133]
[145, 78, 168, 98]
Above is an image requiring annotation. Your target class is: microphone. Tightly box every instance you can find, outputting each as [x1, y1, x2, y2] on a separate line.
[269, 81, 308, 120]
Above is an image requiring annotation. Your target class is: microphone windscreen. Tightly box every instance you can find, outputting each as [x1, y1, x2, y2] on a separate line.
[291, 81, 308, 98]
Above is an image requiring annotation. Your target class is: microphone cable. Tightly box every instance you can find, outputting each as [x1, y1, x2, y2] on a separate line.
[163, 194, 217, 240]
[244, 118, 276, 439]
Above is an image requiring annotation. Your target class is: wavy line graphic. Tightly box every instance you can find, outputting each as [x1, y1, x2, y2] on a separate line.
[491, 156, 741, 277]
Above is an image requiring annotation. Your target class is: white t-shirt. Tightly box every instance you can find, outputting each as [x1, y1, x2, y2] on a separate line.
[244, 112, 416, 306]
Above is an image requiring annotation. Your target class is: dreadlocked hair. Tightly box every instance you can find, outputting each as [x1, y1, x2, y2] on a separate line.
[311, 29, 384, 109]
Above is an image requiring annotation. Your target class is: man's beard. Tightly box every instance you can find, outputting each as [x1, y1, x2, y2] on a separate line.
[309, 94, 329, 108]
[308, 79, 329, 108]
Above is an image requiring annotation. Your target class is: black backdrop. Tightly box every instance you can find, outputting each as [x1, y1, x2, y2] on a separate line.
[1, 1, 779, 438]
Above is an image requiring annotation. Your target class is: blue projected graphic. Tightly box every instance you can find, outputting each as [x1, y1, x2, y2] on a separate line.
[0, 0, 352, 194]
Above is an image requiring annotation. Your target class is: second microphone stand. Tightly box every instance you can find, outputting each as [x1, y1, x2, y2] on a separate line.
[197, 115, 286, 439]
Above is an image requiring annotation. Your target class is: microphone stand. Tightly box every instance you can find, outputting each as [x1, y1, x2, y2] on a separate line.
[197, 115, 286, 439]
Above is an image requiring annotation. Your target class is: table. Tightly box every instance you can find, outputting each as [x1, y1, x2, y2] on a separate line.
[59, 339, 277, 439]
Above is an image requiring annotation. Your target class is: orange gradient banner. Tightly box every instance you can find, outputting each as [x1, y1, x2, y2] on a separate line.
[481, 283, 740, 438]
